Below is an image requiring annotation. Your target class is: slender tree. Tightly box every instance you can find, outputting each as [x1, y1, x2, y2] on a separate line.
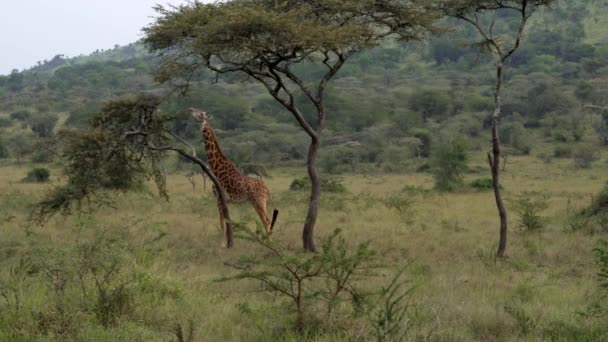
[443, 0, 555, 257]
[143, 0, 440, 251]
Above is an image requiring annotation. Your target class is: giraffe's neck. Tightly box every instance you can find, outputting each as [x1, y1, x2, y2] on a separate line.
[201, 123, 240, 176]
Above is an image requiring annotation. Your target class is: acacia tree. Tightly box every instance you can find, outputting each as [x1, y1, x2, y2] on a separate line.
[443, 0, 555, 257]
[144, 0, 440, 251]
[33, 95, 238, 248]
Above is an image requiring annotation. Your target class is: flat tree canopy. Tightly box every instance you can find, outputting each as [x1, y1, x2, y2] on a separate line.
[144, 0, 440, 90]
[144, 0, 441, 251]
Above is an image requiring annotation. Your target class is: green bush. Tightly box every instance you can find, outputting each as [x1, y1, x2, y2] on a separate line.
[553, 145, 572, 158]
[408, 88, 451, 120]
[573, 144, 599, 169]
[28, 113, 59, 138]
[470, 178, 495, 191]
[289, 177, 346, 193]
[430, 137, 468, 192]
[23, 168, 50, 183]
[220, 226, 377, 334]
[289, 177, 309, 191]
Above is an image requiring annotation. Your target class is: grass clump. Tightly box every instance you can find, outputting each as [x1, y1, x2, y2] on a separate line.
[371, 267, 414, 342]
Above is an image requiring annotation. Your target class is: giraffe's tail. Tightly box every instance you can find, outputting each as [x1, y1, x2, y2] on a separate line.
[270, 209, 279, 231]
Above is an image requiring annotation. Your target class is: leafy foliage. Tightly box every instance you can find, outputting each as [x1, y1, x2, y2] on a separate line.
[219, 225, 378, 333]
[33, 95, 169, 223]
[144, 0, 441, 89]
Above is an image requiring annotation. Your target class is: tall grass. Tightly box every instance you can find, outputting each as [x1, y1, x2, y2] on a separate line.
[0, 151, 606, 340]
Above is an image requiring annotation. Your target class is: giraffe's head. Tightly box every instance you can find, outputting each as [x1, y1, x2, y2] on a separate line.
[190, 108, 210, 127]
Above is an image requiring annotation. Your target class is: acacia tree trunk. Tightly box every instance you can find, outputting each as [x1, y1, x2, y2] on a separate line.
[490, 63, 508, 257]
[303, 136, 321, 252]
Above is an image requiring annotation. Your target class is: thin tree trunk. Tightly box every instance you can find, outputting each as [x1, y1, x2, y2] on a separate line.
[303, 136, 320, 252]
[490, 63, 508, 257]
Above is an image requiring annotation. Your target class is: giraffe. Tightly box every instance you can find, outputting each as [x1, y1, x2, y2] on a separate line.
[190, 108, 278, 245]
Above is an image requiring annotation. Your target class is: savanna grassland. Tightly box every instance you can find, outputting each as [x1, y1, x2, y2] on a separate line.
[1, 148, 607, 341]
[2, 1, 608, 341]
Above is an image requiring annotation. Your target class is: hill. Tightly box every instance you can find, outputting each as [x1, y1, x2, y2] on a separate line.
[0, 0, 607, 170]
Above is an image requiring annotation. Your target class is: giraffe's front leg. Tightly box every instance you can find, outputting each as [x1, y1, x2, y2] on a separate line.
[217, 202, 227, 248]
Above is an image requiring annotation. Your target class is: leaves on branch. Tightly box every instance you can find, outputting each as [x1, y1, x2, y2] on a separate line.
[32, 95, 171, 223]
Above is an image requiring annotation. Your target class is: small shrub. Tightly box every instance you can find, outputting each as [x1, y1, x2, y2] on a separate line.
[382, 193, 416, 225]
[289, 177, 309, 191]
[220, 226, 377, 333]
[469, 178, 494, 191]
[289, 177, 346, 193]
[23, 168, 50, 183]
[573, 144, 599, 169]
[513, 192, 549, 232]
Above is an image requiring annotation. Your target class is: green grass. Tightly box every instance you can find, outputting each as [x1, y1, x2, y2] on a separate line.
[1, 152, 607, 341]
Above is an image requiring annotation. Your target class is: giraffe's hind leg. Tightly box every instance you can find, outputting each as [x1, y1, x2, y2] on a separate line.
[252, 197, 272, 236]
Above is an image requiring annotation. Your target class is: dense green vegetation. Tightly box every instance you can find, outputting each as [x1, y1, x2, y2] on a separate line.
[0, 1, 606, 171]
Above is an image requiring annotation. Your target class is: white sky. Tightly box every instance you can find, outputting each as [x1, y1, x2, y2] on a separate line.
[0, 0, 211, 75]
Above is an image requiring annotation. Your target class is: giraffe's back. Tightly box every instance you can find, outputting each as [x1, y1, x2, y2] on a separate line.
[221, 174, 268, 203]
